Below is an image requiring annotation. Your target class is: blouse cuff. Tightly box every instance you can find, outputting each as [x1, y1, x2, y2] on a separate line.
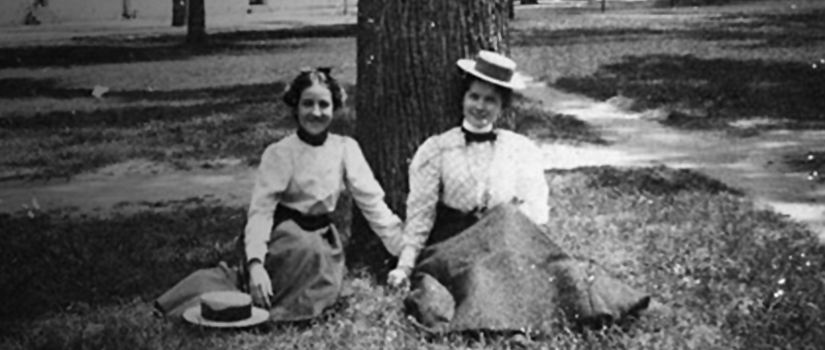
[245, 243, 267, 265]
[375, 221, 404, 256]
[396, 245, 419, 269]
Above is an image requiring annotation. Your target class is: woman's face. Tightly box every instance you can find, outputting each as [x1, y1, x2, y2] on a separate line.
[296, 83, 334, 135]
[462, 79, 503, 129]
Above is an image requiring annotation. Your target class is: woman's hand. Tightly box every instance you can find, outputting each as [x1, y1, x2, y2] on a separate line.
[388, 245, 418, 288]
[248, 262, 273, 308]
[388, 266, 411, 289]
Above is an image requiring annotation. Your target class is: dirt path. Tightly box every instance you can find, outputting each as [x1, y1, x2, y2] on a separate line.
[0, 159, 255, 215]
[5, 83, 823, 244]
[1, 11, 823, 241]
[525, 84, 825, 242]
[3, 81, 824, 243]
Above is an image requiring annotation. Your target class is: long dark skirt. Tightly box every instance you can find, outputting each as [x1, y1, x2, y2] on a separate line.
[405, 203, 650, 334]
[155, 220, 345, 322]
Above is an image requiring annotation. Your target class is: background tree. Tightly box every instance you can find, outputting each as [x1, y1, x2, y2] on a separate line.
[348, 0, 511, 271]
[187, 0, 207, 44]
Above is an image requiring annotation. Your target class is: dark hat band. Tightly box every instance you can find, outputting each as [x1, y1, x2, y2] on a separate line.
[201, 303, 252, 322]
[474, 56, 514, 82]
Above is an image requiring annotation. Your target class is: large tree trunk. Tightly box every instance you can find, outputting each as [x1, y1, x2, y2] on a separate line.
[348, 0, 510, 271]
[186, 0, 207, 44]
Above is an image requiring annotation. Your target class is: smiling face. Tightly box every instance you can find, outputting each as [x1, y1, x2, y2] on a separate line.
[462, 79, 504, 129]
[296, 83, 334, 135]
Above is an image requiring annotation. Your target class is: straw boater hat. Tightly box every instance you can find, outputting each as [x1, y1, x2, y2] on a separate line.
[183, 291, 269, 328]
[457, 50, 527, 90]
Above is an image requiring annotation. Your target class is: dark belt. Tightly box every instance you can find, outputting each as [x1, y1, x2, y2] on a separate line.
[273, 204, 332, 232]
[424, 202, 482, 247]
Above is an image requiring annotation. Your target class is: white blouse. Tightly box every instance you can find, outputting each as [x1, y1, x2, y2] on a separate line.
[244, 133, 404, 262]
[403, 127, 549, 251]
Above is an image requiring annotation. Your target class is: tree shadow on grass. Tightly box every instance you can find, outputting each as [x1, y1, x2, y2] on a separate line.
[554, 54, 825, 128]
[548, 165, 744, 196]
[0, 24, 355, 69]
[512, 8, 825, 49]
[0, 196, 358, 336]
[0, 202, 245, 335]
[0, 81, 288, 128]
[0, 77, 90, 99]
[0, 80, 357, 179]
[709, 8, 825, 49]
[512, 27, 674, 48]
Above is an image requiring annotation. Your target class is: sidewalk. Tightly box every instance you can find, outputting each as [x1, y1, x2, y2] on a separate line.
[524, 83, 825, 243]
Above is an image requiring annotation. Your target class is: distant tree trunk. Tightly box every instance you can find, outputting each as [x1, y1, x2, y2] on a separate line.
[509, 0, 515, 19]
[172, 0, 186, 27]
[123, 0, 134, 19]
[348, 0, 511, 272]
[186, 0, 207, 44]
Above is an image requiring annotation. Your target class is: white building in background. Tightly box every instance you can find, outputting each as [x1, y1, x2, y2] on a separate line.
[0, 0, 356, 27]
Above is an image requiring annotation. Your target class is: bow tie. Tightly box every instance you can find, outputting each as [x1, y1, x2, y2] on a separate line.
[461, 127, 497, 144]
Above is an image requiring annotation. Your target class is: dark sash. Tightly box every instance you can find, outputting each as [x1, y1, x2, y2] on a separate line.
[424, 203, 482, 247]
[273, 204, 332, 232]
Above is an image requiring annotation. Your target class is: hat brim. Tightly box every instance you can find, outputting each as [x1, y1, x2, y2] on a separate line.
[457, 59, 527, 90]
[183, 305, 270, 328]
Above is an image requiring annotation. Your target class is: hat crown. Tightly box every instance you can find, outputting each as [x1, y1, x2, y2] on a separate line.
[456, 50, 526, 90]
[200, 291, 253, 322]
[477, 50, 516, 70]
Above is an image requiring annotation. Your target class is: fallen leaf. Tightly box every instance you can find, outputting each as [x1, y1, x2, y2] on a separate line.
[92, 85, 110, 98]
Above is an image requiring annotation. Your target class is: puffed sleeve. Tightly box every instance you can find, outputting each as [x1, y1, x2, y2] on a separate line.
[244, 143, 291, 263]
[403, 136, 442, 252]
[342, 137, 404, 256]
[516, 139, 549, 225]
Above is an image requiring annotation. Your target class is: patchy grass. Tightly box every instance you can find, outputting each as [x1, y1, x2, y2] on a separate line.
[0, 26, 359, 180]
[0, 84, 592, 180]
[783, 150, 825, 184]
[0, 23, 601, 180]
[511, 0, 825, 131]
[500, 96, 607, 145]
[0, 24, 357, 69]
[514, 107, 606, 145]
[3, 166, 825, 349]
[0, 81, 331, 180]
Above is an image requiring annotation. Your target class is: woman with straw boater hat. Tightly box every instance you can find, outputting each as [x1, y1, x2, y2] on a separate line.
[387, 51, 651, 337]
[155, 68, 406, 325]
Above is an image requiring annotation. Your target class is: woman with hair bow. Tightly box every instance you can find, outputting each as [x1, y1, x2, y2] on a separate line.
[155, 67, 405, 322]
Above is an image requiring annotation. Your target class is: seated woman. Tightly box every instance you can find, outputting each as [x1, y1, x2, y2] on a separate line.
[387, 51, 650, 335]
[156, 68, 405, 321]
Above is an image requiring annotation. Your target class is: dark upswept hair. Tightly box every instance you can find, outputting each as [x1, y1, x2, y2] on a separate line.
[461, 74, 513, 109]
[282, 67, 347, 111]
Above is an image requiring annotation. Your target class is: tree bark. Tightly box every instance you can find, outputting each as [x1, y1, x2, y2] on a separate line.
[186, 0, 207, 44]
[348, 0, 511, 271]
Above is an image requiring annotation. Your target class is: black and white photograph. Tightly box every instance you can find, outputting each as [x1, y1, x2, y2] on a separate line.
[1, 0, 823, 348]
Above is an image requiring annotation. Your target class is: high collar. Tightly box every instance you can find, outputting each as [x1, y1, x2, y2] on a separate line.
[296, 127, 328, 147]
[461, 119, 494, 134]
[460, 120, 496, 144]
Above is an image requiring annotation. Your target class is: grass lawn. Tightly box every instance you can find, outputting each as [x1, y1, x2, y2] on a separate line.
[512, 0, 825, 131]
[0, 24, 600, 180]
[0, 25, 359, 180]
[2, 166, 824, 349]
[2, 0, 825, 349]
